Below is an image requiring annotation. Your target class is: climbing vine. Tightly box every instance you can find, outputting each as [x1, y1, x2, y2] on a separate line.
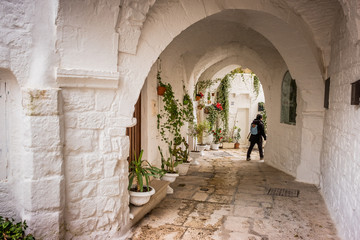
[253, 75, 260, 97]
[194, 79, 214, 97]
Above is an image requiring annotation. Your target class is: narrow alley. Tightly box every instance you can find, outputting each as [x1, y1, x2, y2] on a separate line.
[130, 148, 338, 240]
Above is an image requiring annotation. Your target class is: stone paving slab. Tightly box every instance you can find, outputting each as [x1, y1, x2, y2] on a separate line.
[129, 148, 339, 240]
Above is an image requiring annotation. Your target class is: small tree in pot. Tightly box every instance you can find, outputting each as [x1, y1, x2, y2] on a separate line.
[233, 126, 241, 149]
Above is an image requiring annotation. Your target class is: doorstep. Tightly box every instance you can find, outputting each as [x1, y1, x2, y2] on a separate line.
[129, 179, 169, 226]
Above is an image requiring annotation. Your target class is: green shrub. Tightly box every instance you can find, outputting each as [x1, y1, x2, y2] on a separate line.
[0, 216, 35, 240]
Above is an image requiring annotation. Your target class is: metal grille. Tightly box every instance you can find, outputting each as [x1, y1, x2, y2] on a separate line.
[267, 188, 299, 197]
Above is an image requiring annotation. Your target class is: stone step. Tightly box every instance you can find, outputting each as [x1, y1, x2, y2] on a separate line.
[129, 179, 169, 226]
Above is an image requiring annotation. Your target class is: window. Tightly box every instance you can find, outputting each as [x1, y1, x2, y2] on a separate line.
[280, 71, 297, 125]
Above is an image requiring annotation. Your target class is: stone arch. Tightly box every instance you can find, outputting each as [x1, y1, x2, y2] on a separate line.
[189, 43, 278, 95]
[119, 0, 327, 115]
[127, 2, 329, 184]
[0, 68, 24, 220]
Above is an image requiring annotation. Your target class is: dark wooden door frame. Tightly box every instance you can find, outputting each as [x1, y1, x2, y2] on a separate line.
[126, 94, 141, 164]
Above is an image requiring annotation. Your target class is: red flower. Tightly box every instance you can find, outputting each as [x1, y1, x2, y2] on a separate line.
[219, 130, 221, 133]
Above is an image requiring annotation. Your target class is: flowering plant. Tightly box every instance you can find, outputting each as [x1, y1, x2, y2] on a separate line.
[214, 102, 223, 111]
[211, 128, 223, 143]
[196, 92, 204, 98]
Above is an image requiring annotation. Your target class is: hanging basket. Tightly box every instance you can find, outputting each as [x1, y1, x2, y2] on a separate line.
[204, 107, 210, 114]
[157, 86, 166, 96]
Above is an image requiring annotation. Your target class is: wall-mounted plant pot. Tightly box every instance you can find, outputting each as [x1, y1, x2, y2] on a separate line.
[157, 86, 166, 96]
[195, 96, 201, 101]
[204, 107, 210, 114]
[129, 186, 155, 206]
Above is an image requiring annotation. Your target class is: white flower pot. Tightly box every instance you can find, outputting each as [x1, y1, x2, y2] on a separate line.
[161, 173, 179, 194]
[189, 151, 201, 165]
[175, 162, 191, 176]
[211, 143, 220, 150]
[129, 186, 155, 206]
[197, 144, 207, 155]
[161, 172, 179, 183]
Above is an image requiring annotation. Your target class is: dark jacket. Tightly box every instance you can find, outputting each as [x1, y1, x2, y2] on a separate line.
[249, 119, 266, 142]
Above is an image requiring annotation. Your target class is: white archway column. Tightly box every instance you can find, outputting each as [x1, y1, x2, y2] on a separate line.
[21, 88, 65, 239]
[296, 110, 325, 185]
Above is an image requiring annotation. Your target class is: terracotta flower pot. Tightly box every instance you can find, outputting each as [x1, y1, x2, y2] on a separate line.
[234, 142, 240, 149]
[157, 86, 166, 96]
[195, 95, 201, 101]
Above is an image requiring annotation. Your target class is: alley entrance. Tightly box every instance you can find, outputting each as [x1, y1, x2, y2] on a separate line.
[130, 148, 338, 240]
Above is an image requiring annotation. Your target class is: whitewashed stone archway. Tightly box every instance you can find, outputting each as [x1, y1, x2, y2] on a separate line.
[122, 2, 329, 185]
[3, 0, 360, 239]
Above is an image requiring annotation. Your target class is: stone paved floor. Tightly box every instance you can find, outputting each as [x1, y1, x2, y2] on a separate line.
[129, 148, 339, 240]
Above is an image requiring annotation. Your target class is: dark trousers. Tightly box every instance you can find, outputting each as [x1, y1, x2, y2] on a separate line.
[247, 138, 263, 158]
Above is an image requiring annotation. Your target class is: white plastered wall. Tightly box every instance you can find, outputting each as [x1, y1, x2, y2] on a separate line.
[0, 70, 24, 221]
[320, 8, 360, 240]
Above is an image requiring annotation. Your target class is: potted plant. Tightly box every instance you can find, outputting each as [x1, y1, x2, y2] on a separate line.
[174, 139, 191, 175]
[128, 150, 165, 206]
[157, 70, 166, 96]
[189, 121, 210, 154]
[159, 145, 180, 194]
[195, 92, 204, 101]
[211, 128, 223, 150]
[233, 126, 241, 149]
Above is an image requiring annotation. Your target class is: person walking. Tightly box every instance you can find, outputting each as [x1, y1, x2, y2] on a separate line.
[246, 114, 266, 161]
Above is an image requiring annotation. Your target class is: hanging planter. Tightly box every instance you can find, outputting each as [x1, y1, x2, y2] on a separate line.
[204, 106, 210, 114]
[157, 85, 166, 96]
[195, 92, 204, 101]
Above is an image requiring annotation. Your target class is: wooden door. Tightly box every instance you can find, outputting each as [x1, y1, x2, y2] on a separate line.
[127, 94, 141, 164]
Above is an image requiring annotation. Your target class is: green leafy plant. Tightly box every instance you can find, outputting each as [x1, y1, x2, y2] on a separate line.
[194, 79, 214, 98]
[158, 144, 180, 173]
[189, 121, 210, 145]
[261, 108, 267, 133]
[0, 216, 35, 240]
[233, 126, 241, 143]
[216, 73, 232, 135]
[157, 82, 194, 171]
[253, 75, 260, 97]
[128, 150, 165, 192]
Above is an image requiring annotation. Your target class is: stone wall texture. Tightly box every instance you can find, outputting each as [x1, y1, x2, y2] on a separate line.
[321, 10, 360, 240]
[62, 88, 132, 239]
